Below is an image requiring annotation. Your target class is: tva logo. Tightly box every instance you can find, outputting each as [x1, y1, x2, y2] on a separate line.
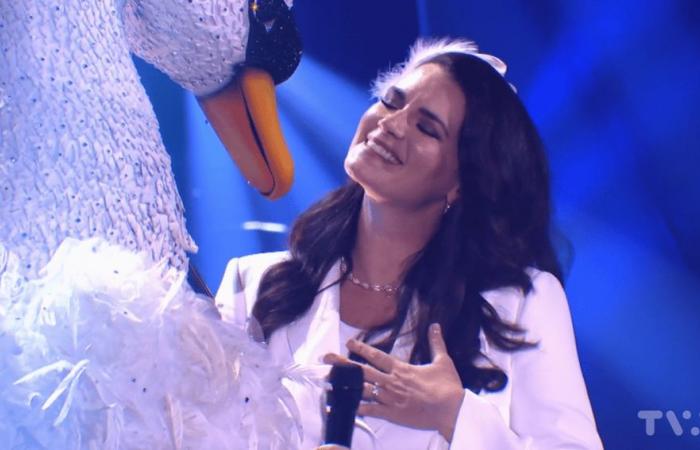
[638, 410, 700, 436]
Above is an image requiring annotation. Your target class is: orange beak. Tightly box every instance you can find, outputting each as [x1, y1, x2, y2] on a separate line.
[197, 67, 294, 200]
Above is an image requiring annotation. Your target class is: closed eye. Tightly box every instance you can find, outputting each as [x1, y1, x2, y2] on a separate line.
[380, 97, 399, 110]
[417, 123, 440, 140]
[380, 87, 405, 111]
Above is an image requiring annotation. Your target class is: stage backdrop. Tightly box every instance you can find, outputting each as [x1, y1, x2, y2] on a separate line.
[136, 1, 700, 448]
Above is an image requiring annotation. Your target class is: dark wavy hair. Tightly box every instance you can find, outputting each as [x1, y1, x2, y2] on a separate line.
[253, 39, 562, 393]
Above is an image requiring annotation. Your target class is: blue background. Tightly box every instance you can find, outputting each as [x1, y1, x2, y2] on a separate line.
[136, 1, 700, 448]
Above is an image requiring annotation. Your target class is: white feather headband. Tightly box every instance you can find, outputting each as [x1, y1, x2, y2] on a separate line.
[371, 37, 514, 98]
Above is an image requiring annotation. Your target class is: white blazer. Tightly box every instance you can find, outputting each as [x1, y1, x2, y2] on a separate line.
[215, 252, 604, 450]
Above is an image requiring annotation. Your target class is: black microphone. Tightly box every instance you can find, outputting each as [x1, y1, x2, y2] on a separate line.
[324, 363, 364, 448]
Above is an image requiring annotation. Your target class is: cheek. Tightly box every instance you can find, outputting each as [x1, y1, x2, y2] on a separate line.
[438, 152, 460, 188]
[413, 142, 459, 188]
[345, 107, 381, 176]
[350, 107, 381, 145]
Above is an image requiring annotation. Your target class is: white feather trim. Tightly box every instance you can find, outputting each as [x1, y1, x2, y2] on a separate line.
[0, 238, 302, 449]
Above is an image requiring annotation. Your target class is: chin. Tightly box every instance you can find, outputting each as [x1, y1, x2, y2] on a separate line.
[343, 158, 355, 179]
[343, 151, 368, 184]
[344, 160, 372, 189]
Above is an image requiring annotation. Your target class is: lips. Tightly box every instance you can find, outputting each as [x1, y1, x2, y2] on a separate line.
[366, 139, 402, 165]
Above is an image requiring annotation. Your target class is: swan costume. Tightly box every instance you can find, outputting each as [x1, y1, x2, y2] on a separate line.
[0, 0, 303, 448]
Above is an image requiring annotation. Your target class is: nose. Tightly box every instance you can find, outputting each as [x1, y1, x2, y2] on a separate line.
[377, 107, 408, 139]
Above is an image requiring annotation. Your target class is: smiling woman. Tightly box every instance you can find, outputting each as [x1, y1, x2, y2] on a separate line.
[345, 63, 463, 210]
[216, 38, 604, 449]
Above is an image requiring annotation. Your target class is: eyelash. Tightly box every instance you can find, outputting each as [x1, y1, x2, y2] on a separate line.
[417, 124, 439, 139]
[380, 97, 397, 110]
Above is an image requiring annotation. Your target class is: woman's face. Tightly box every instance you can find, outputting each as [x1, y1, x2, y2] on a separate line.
[345, 63, 466, 209]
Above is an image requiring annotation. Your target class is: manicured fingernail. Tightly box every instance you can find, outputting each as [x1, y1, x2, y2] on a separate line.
[430, 323, 441, 334]
[347, 338, 358, 348]
[322, 354, 334, 364]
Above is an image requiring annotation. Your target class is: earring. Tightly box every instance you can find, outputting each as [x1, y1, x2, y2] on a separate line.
[443, 199, 452, 214]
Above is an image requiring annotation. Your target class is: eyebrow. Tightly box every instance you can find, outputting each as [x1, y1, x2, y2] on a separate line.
[387, 86, 449, 137]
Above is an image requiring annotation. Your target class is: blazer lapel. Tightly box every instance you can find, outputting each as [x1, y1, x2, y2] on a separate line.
[285, 259, 343, 365]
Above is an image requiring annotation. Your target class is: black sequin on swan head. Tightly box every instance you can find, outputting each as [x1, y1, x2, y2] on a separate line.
[245, 0, 302, 84]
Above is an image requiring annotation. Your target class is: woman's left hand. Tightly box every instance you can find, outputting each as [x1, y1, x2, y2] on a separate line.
[323, 323, 465, 442]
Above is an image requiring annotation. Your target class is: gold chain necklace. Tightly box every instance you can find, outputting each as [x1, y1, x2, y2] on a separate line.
[340, 257, 399, 296]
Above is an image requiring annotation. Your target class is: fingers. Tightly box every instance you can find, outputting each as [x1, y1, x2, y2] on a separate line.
[346, 339, 394, 373]
[322, 352, 352, 366]
[323, 353, 390, 385]
[322, 355, 392, 405]
[428, 323, 449, 361]
[362, 381, 385, 403]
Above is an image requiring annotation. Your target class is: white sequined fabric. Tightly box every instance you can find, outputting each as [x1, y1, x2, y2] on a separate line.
[0, 0, 249, 278]
[123, 0, 249, 96]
